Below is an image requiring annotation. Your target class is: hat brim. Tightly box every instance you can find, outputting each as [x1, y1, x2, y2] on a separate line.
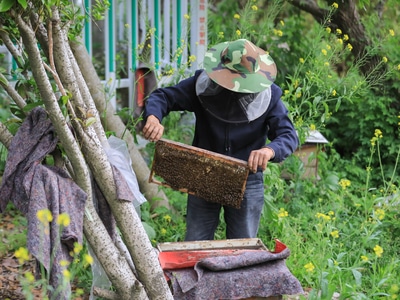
[203, 41, 277, 93]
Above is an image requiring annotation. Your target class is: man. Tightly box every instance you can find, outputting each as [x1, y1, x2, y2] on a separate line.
[143, 39, 298, 241]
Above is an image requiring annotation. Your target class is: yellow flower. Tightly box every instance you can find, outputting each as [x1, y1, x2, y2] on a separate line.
[184, 14, 190, 20]
[188, 55, 196, 63]
[383, 56, 388, 63]
[299, 57, 305, 64]
[315, 212, 331, 221]
[280, 20, 285, 26]
[15, 247, 30, 264]
[374, 129, 383, 138]
[330, 230, 339, 238]
[390, 284, 399, 294]
[361, 255, 369, 262]
[73, 242, 83, 255]
[160, 228, 167, 235]
[332, 89, 337, 96]
[326, 27, 331, 33]
[389, 29, 395, 36]
[24, 271, 35, 283]
[309, 124, 316, 131]
[273, 29, 283, 37]
[84, 254, 94, 265]
[37, 209, 53, 224]
[332, 2, 338, 8]
[236, 29, 241, 36]
[321, 49, 327, 56]
[336, 28, 342, 35]
[63, 269, 71, 280]
[328, 211, 335, 216]
[251, 5, 258, 11]
[284, 90, 290, 95]
[57, 213, 71, 227]
[304, 262, 315, 273]
[324, 62, 330, 67]
[163, 215, 172, 222]
[339, 179, 351, 189]
[296, 92, 302, 98]
[337, 38, 343, 44]
[60, 260, 70, 267]
[234, 13, 240, 19]
[277, 208, 289, 218]
[347, 43, 353, 51]
[375, 208, 385, 220]
[343, 34, 349, 41]
[373, 245, 383, 257]
[218, 32, 224, 39]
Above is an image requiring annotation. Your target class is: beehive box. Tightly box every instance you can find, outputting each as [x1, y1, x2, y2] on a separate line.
[149, 139, 249, 208]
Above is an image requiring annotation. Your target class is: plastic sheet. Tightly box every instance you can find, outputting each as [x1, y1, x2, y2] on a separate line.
[105, 135, 147, 208]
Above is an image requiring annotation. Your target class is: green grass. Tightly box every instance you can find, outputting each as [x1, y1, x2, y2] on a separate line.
[0, 203, 28, 258]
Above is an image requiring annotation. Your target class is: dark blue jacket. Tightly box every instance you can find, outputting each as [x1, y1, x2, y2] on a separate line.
[144, 70, 298, 163]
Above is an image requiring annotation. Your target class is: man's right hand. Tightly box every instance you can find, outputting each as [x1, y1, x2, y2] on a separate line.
[142, 115, 164, 142]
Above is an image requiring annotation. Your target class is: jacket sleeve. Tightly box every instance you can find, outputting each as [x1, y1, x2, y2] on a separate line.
[144, 70, 202, 122]
[265, 84, 299, 162]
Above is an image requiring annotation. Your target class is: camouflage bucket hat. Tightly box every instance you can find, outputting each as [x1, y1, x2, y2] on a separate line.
[203, 39, 277, 93]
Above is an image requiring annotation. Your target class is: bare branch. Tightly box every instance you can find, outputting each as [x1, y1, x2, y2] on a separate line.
[0, 73, 27, 109]
[0, 122, 13, 149]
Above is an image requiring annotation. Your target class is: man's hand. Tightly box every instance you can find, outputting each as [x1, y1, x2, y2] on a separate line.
[142, 115, 164, 142]
[248, 147, 275, 173]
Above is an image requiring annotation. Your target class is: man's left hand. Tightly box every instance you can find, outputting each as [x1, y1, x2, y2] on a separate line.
[248, 147, 275, 173]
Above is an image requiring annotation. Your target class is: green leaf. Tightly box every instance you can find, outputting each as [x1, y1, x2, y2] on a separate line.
[351, 268, 362, 286]
[17, 0, 26, 9]
[60, 95, 69, 106]
[0, 0, 15, 12]
[22, 101, 44, 112]
[85, 117, 96, 127]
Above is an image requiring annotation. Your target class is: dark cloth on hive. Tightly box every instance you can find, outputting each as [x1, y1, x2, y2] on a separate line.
[165, 248, 304, 300]
[0, 107, 87, 299]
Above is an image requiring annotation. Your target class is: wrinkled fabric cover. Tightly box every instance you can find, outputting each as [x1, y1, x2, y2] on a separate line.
[0, 107, 87, 299]
[166, 248, 303, 300]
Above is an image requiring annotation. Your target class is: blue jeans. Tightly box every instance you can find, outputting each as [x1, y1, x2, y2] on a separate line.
[185, 172, 265, 241]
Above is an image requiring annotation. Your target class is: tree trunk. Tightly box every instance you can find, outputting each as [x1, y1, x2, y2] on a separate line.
[70, 40, 173, 211]
[0, 3, 173, 299]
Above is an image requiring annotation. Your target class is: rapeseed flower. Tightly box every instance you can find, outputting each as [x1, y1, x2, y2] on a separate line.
[375, 208, 385, 220]
[277, 208, 288, 218]
[63, 269, 71, 280]
[57, 213, 71, 227]
[24, 271, 35, 283]
[251, 5, 258, 11]
[234, 14, 240, 19]
[304, 262, 315, 272]
[84, 254, 94, 265]
[332, 2, 338, 8]
[73, 242, 83, 255]
[37, 209, 53, 224]
[330, 230, 339, 238]
[299, 57, 305, 64]
[15, 247, 30, 264]
[389, 29, 395, 36]
[373, 245, 383, 257]
[339, 179, 351, 189]
[361, 255, 369, 262]
[347, 43, 353, 51]
[236, 29, 241, 36]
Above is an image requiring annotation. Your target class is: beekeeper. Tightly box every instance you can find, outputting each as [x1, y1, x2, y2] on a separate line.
[143, 39, 298, 241]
